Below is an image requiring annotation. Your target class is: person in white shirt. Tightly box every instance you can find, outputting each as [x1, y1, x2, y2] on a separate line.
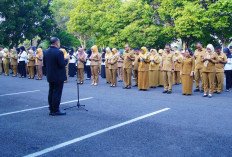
[85, 49, 92, 80]
[224, 47, 232, 92]
[68, 48, 77, 77]
[18, 46, 28, 78]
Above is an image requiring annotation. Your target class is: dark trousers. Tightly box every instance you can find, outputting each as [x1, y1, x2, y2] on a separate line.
[19, 61, 26, 77]
[225, 70, 232, 90]
[86, 65, 91, 78]
[68, 63, 76, 77]
[42, 66, 46, 76]
[48, 81, 64, 112]
[84, 63, 87, 73]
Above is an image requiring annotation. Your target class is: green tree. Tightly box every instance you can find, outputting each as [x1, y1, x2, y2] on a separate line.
[52, 30, 80, 48]
[158, 0, 211, 48]
[207, 0, 232, 48]
[0, 0, 55, 47]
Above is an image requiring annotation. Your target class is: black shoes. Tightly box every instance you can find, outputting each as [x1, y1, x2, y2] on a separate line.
[133, 85, 138, 87]
[50, 111, 66, 116]
[194, 89, 200, 92]
[163, 90, 172, 94]
[122, 86, 131, 89]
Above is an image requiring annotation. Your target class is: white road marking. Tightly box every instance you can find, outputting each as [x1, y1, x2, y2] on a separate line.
[24, 108, 170, 157]
[0, 90, 40, 97]
[0, 97, 94, 117]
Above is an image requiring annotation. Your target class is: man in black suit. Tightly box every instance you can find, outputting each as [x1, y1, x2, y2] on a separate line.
[43, 37, 68, 116]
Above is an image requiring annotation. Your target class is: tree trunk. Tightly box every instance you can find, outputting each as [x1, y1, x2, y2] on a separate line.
[182, 39, 187, 50]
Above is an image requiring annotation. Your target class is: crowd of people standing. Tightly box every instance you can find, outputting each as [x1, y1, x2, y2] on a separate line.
[0, 42, 232, 98]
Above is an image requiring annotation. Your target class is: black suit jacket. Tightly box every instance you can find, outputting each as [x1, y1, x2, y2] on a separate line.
[43, 46, 67, 82]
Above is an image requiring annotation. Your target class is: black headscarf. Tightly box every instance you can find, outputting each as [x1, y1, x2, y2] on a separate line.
[101, 49, 106, 63]
[86, 49, 92, 58]
[68, 48, 74, 56]
[16, 48, 20, 54]
[20, 46, 26, 52]
[224, 48, 232, 58]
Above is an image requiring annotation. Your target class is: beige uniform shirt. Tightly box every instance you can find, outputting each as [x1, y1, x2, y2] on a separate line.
[215, 53, 227, 73]
[194, 48, 207, 70]
[123, 51, 134, 69]
[162, 52, 175, 71]
[202, 53, 218, 72]
[181, 56, 195, 74]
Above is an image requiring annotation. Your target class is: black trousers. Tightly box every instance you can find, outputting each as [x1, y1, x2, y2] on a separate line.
[225, 70, 232, 90]
[86, 65, 91, 78]
[68, 63, 76, 77]
[48, 81, 64, 112]
[19, 61, 26, 77]
[101, 65, 106, 78]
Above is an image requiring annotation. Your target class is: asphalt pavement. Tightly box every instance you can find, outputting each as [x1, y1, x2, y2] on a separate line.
[0, 72, 231, 157]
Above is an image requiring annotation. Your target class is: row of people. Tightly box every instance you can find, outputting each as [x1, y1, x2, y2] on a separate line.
[0, 43, 232, 98]
[0, 46, 43, 79]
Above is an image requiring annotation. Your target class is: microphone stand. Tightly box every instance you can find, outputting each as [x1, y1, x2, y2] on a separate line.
[64, 57, 88, 111]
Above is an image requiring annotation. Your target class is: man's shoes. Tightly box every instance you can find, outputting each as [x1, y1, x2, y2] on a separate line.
[194, 89, 200, 92]
[200, 90, 204, 93]
[133, 85, 138, 87]
[167, 91, 172, 94]
[163, 90, 168, 93]
[122, 86, 128, 89]
[217, 92, 221, 94]
[50, 111, 66, 116]
[127, 86, 131, 89]
[208, 94, 212, 98]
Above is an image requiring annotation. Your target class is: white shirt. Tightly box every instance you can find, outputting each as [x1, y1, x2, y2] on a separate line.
[1, 51, 5, 61]
[85, 53, 91, 66]
[69, 52, 77, 63]
[18, 51, 28, 62]
[224, 58, 232, 70]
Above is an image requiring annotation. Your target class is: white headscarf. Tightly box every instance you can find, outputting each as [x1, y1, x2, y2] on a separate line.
[204, 44, 215, 67]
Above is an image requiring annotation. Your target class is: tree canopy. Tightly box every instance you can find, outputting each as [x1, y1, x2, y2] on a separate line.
[0, 0, 232, 49]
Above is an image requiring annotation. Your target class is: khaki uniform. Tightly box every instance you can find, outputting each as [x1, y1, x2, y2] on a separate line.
[138, 58, 150, 90]
[181, 56, 195, 94]
[3, 53, 10, 75]
[162, 52, 175, 91]
[149, 55, 160, 87]
[123, 51, 134, 87]
[117, 56, 124, 81]
[35, 54, 43, 79]
[214, 53, 227, 92]
[202, 53, 218, 94]
[77, 55, 86, 83]
[158, 56, 164, 86]
[133, 54, 139, 86]
[28, 55, 35, 78]
[90, 53, 101, 84]
[109, 55, 119, 86]
[173, 56, 182, 84]
[11, 54, 18, 76]
[194, 48, 207, 90]
[0, 51, 3, 74]
[105, 53, 111, 83]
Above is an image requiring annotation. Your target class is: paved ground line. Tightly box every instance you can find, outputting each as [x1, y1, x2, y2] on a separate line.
[0, 97, 94, 117]
[0, 90, 40, 97]
[24, 108, 170, 157]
